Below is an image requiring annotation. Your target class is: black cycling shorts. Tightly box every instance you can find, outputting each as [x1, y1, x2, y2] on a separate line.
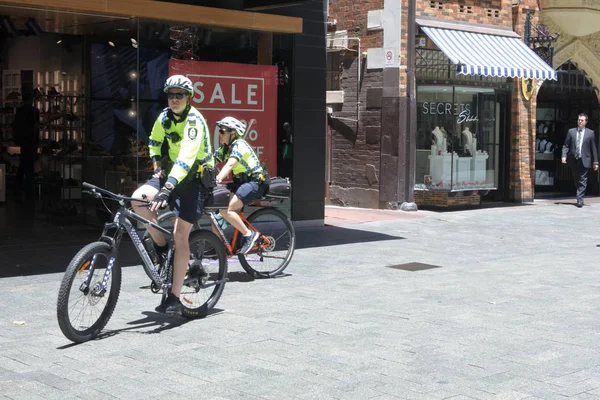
[145, 177, 208, 224]
[227, 181, 269, 205]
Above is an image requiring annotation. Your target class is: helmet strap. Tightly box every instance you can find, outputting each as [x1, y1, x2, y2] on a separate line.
[169, 104, 191, 123]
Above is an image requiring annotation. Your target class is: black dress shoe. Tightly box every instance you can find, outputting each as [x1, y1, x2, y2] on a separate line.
[577, 200, 583, 208]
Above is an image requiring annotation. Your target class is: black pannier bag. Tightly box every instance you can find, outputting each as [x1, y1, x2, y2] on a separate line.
[205, 184, 231, 208]
[266, 177, 292, 199]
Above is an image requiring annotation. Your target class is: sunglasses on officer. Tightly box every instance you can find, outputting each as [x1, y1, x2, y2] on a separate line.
[167, 92, 187, 100]
[218, 126, 232, 134]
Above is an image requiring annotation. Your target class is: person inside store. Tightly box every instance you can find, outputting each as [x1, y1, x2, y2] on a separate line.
[132, 74, 216, 315]
[561, 113, 598, 208]
[13, 92, 40, 201]
[279, 121, 293, 178]
[214, 116, 270, 254]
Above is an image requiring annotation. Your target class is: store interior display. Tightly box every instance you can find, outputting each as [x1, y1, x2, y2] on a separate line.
[426, 125, 490, 189]
[0, 11, 294, 230]
[534, 109, 558, 186]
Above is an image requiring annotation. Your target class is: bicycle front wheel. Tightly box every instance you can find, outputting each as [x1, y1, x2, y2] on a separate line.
[180, 230, 228, 319]
[238, 207, 295, 278]
[56, 242, 121, 343]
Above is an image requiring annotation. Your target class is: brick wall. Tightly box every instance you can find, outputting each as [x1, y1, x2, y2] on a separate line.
[328, 0, 540, 207]
[414, 190, 481, 208]
[417, 0, 512, 28]
[327, 0, 383, 49]
[327, 0, 384, 207]
[330, 56, 383, 192]
[508, 0, 539, 202]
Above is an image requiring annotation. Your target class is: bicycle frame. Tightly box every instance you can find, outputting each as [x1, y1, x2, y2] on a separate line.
[82, 186, 174, 295]
[206, 209, 272, 256]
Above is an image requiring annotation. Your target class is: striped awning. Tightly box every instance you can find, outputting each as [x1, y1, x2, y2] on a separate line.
[421, 26, 557, 81]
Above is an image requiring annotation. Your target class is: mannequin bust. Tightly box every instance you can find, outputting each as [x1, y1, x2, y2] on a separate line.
[440, 127, 448, 139]
[462, 127, 476, 155]
[432, 126, 444, 150]
[461, 127, 472, 145]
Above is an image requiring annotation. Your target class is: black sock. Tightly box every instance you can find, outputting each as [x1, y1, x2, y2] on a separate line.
[155, 243, 168, 254]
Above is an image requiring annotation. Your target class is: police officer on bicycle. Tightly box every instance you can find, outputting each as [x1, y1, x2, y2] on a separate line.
[133, 74, 215, 315]
[214, 117, 270, 254]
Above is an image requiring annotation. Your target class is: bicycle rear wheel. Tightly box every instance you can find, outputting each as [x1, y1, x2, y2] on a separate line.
[238, 207, 295, 278]
[180, 230, 228, 319]
[56, 242, 121, 343]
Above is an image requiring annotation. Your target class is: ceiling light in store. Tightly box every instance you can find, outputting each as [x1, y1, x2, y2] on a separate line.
[1, 17, 18, 38]
[129, 71, 137, 79]
[203, 29, 212, 46]
[56, 39, 62, 44]
[130, 38, 137, 44]
[26, 18, 43, 36]
[158, 25, 170, 42]
[108, 41, 115, 47]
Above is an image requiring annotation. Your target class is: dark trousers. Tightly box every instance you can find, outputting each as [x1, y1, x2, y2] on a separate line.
[16, 149, 35, 195]
[570, 158, 589, 202]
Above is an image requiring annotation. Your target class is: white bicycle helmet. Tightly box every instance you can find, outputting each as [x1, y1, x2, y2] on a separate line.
[164, 75, 193, 95]
[217, 116, 246, 138]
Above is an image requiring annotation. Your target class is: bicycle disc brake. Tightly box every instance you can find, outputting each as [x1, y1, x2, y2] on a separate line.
[261, 236, 276, 252]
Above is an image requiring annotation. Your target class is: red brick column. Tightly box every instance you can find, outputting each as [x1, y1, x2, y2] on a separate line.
[509, 1, 540, 202]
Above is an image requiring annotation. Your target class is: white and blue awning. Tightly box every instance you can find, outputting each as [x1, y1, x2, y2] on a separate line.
[421, 26, 557, 81]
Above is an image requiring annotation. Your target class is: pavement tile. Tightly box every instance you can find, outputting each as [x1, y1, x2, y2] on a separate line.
[3, 203, 600, 398]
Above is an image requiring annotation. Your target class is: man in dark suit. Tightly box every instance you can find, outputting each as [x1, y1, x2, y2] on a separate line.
[562, 113, 599, 207]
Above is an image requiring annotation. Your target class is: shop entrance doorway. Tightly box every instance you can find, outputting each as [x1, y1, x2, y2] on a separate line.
[535, 61, 600, 198]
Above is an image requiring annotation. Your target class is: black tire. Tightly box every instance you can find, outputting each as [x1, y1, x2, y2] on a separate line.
[140, 211, 177, 282]
[56, 242, 121, 343]
[238, 207, 295, 278]
[180, 230, 228, 319]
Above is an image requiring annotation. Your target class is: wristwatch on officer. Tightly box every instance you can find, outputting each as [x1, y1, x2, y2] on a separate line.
[164, 181, 175, 191]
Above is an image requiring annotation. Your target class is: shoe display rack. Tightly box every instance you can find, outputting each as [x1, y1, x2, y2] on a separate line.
[34, 70, 85, 217]
[1, 69, 21, 143]
[0, 70, 22, 184]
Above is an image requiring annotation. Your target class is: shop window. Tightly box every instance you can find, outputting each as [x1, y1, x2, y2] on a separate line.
[326, 52, 343, 91]
[415, 85, 502, 192]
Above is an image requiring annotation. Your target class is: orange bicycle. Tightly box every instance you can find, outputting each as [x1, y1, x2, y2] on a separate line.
[144, 179, 295, 279]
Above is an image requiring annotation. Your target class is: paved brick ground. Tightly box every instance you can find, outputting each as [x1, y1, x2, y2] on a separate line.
[1, 199, 600, 399]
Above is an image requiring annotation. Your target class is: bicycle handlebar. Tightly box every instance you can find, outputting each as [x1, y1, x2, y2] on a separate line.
[82, 182, 150, 205]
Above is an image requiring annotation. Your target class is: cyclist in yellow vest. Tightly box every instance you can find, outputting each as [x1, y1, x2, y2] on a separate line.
[133, 74, 215, 315]
[214, 117, 270, 254]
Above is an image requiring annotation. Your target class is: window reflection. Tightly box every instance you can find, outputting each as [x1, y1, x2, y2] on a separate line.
[415, 86, 501, 191]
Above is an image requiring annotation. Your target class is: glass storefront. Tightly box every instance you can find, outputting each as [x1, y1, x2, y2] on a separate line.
[415, 85, 507, 192]
[0, 7, 294, 225]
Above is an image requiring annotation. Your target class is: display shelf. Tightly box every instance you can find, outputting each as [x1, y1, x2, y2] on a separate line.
[1, 69, 21, 142]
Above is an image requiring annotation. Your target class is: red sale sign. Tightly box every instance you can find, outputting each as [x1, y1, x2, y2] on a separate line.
[169, 59, 278, 175]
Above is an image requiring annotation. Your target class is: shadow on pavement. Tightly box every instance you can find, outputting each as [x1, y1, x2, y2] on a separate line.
[1, 225, 404, 278]
[56, 308, 224, 348]
[0, 240, 142, 279]
[554, 202, 579, 207]
[295, 225, 404, 250]
[225, 271, 256, 283]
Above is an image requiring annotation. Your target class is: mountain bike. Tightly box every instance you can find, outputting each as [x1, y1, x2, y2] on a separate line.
[144, 184, 295, 279]
[56, 182, 227, 343]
